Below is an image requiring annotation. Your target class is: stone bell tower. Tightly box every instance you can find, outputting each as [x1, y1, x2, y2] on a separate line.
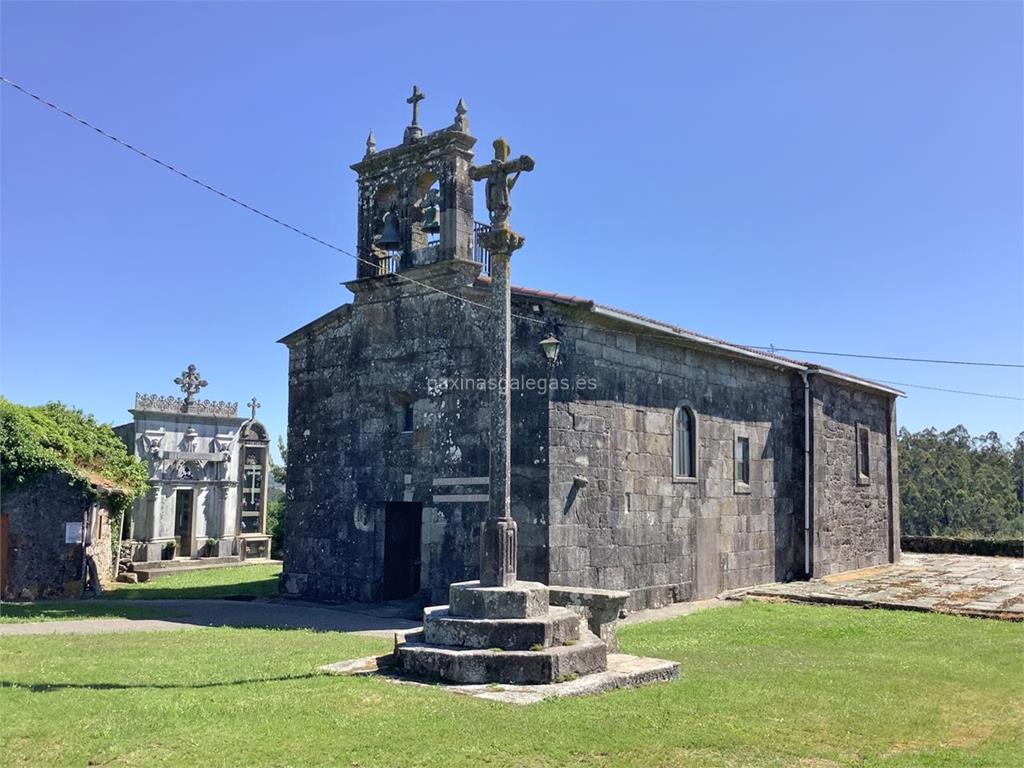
[350, 87, 477, 279]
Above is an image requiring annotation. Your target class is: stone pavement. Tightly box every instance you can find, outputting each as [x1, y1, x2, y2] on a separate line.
[0, 598, 422, 638]
[619, 597, 737, 626]
[732, 553, 1024, 620]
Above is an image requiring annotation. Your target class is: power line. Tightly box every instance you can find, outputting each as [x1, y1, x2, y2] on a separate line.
[747, 345, 1023, 370]
[5, 74, 1021, 405]
[874, 380, 1023, 402]
[0, 74, 522, 324]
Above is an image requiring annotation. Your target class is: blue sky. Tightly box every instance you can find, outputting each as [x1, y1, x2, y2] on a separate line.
[2, 1, 1021, 456]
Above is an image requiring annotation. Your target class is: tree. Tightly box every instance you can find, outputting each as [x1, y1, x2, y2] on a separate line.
[899, 425, 1023, 539]
[267, 436, 287, 557]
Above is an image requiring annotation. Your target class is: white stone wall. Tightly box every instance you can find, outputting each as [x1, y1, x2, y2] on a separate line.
[126, 410, 245, 558]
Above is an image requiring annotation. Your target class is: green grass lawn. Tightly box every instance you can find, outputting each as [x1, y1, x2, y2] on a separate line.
[1, 601, 1020, 767]
[0, 564, 282, 622]
[102, 563, 283, 601]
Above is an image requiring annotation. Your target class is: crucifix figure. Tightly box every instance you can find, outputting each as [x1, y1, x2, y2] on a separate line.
[247, 396, 261, 420]
[174, 364, 208, 410]
[468, 137, 535, 588]
[469, 138, 535, 230]
[407, 85, 425, 127]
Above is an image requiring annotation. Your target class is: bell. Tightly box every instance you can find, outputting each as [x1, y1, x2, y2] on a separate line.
[378, 211, 401, 246]
[421, 189, 441, 235]
[422, 205, 441, 234]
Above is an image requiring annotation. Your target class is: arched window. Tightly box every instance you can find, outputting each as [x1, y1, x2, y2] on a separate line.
[673, 406, 697, 479]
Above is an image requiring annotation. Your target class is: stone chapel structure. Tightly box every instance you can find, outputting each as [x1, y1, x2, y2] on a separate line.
[278, 91, 902, 609]
[114, 366, 272, 562]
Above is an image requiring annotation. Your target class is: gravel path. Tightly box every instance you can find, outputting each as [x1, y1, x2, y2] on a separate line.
[2, 595, 742, 638]
[0, 598, 422, 638]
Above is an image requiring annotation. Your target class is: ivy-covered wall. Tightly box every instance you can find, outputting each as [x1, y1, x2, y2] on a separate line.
[0, 399, 145, 597]
[0, 398, 148, 495]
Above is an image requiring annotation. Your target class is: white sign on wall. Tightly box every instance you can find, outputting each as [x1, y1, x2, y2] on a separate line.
[64, 522, 83, 544]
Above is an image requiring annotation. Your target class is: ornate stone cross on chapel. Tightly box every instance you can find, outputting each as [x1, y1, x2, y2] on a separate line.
[470, 138, 535, 587]
[404, 85, 426, 142]
[247, 396, 261, 420]
[174, 364, 208, 410]
[407, 85, 425, 126]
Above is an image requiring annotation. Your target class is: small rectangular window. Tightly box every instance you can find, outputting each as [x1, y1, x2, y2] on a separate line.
[735, 435, 750, 491]
[402, 403, 414, 433]
[857, 424, 871, 483]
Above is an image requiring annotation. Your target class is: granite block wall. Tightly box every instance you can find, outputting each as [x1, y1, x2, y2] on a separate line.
[1, 471, 113, 599]
[544, 316, 803, 609]
[810, 376, 898, 576]
[282, 266, 552, 604]
[282, 274, 896, 608]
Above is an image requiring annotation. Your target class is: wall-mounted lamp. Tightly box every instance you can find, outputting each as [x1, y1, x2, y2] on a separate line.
[539, 334, 561, 365]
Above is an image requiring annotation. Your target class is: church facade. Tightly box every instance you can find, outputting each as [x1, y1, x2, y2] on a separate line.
[279, 95, 901, 609]
[114, 366, 272, 563]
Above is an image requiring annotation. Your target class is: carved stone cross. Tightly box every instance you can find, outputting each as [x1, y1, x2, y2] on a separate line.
[469, 138, 535, 230]
[248, 396, 261, 420]
[468, 137, 536, 588]
[406, 85, 425, 127]
[174, 364, 208, 409]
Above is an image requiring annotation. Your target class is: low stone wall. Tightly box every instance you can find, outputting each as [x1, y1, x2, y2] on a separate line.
[900, 535, 1023, 558]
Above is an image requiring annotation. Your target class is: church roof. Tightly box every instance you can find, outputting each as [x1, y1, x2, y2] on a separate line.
[276, 277, 902, 398]
[508, 284, 904, 397]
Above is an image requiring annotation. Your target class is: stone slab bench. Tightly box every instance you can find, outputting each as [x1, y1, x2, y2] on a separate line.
[547, 586, 629, 652]
[130, 557, 278, 582]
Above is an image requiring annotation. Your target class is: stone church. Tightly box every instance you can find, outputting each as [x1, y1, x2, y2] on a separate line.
[279, 92, 901, 609]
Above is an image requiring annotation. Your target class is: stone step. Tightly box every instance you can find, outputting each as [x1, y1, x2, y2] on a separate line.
[448, 580, 549, 619]
[422, 606, 581, 650]
[397, 628, 608, 685]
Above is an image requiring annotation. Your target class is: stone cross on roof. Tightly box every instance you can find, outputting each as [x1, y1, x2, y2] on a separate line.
[406, 85, 425, 126]
[404, 86, 426, 143]
[174, 364, 208, 409]
[247, 396, 261, 420]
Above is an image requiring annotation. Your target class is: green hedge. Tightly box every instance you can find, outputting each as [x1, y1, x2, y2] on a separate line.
[0, 398, 147, 499]
[901, 535, 1023, 558]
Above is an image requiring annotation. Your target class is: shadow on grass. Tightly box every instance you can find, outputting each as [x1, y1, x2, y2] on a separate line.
[0, 601, 180, 624]
[1, 673, 322, 693]
[102, 576, 280, 602]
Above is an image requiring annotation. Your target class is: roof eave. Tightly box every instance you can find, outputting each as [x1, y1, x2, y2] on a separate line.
[809, 368, 905, 398]
[277, 304, 351, 345]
